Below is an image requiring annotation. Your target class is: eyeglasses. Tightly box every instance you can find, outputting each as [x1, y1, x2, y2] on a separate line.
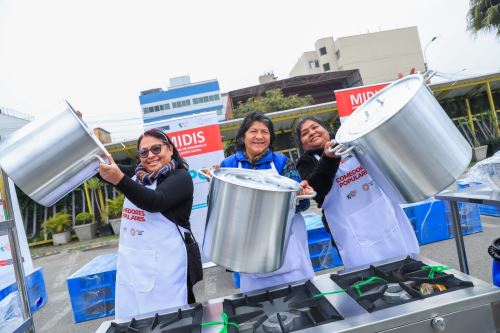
[138, 143, 165, 158]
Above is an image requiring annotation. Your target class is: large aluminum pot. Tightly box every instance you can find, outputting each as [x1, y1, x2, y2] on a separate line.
[335, 74, 471, 203]
[201, 168, 311, 273]
[0, 100, 109, 207]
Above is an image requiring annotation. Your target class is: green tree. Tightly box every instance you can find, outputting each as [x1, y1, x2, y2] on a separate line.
[233, 89, 312, 119]
[467, 0, 500, 37]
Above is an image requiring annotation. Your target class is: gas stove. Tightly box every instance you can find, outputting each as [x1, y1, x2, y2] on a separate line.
[96, 255, 500, 333]
[329, 256, 474, 313]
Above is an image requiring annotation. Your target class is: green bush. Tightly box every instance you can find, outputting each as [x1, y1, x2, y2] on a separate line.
[107, 194, 125, 219]
[75, 212, 94, 225]
[42, 211, 72, 234]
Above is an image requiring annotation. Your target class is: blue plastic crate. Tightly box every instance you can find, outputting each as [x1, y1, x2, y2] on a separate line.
[0, 267, 47, 313]
[303, 213, 343, 271]
[403, 200, 452, 245]
[67, 253, 117, 323]
[479, 204, 500, 217]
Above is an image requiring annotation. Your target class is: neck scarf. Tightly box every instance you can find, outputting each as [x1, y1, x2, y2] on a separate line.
[135, 160, 177, 186]
[244, 147, 270, 164]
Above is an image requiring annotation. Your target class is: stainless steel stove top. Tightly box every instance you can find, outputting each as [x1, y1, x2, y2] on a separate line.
[96, 255, 500, 333]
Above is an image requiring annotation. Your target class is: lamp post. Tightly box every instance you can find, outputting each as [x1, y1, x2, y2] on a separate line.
[424, 36, 438, 73]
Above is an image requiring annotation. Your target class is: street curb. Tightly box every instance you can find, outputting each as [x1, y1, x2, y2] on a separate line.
[32, 239, 118, 260]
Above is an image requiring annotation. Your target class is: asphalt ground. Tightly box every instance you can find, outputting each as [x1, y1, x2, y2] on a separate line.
[28, 214, 499, 333]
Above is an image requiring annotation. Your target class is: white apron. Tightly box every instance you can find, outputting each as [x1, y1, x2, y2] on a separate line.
[238, 161, 315, 293]
[115, 178, 188, 320]
[319, 153, 419, 270]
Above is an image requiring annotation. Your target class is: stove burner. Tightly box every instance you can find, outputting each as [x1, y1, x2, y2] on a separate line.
[262, 312, 297, 333]
[105, 303, 203, 333]
[330, 257, 474, 312]
[222, 281, 343, 332]
[383, 283, 411, 304]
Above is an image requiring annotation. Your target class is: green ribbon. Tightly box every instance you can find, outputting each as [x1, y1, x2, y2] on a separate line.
[422, 265, 449, 279]
[353, 276, 388, 296]
[201, 312, 238, 333]
[313, 289, 346, 298]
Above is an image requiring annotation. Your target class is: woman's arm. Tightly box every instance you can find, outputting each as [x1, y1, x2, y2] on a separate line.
[296, 153, 340, 206]
[116, 170, 194, 213]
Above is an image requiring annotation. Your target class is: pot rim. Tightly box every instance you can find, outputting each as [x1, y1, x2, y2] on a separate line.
[211, 168, 301, 193]
[64, 99, 110, 156]
[336, 74, 424, 144]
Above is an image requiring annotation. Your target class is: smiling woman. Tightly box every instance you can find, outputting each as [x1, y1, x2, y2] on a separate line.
[218, 111, 315, 293]
[97, 128, 202, 320]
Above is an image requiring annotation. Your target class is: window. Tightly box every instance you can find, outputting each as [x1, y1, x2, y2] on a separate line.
[308, 60, 320, 69]
[192, 94, 220, 105]
[335, 49, 341, 60]
[322, 63, 331, 71]
[319, 47, 327, 55]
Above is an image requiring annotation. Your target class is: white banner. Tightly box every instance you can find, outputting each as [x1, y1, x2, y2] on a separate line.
[144, 112, 225, 260]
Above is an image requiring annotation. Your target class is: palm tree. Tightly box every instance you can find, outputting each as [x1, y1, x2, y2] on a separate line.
[467, 0, 500, 37]
[85, 177, 107, 223]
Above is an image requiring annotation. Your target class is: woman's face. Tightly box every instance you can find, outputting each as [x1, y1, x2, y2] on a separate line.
[243, 121, 271, 157]
[299, 120, 330, 151]
[138, 135, 173, 173]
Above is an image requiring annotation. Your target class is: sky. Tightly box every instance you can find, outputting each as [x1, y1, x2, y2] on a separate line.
[0, 0, 499, 141]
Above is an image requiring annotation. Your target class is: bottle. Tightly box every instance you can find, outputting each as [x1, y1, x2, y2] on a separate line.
[488, 238, 500, 287]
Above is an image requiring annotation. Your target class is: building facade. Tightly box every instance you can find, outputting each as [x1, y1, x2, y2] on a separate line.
[139, 76, 225, 124]
[290, 26, 425, 84]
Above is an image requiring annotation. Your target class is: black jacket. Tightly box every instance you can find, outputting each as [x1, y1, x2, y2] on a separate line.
[115, 165, 194, 230]
[296, 149, 341, 248]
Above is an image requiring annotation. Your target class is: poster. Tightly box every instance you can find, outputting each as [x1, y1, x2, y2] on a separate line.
[334, 82, 389, 123]
[143, 111, 225, 260]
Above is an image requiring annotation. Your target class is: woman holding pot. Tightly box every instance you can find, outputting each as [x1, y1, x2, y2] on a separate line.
[98, 128, 202, 320]
[219, 111, 315, 293]
[293, 116, 419, 270]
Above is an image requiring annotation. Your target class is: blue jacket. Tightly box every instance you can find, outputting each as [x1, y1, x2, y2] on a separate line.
[220, 150, 287, 173]
[220, 150, 309, 212]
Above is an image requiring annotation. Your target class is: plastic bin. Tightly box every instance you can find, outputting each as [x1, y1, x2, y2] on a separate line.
[303, 213, 343, 271]
[66, 252, 117, 323]
[0, 267, 47, 313]
[403, 199, 452, 245]
[446, 182, 483, 236]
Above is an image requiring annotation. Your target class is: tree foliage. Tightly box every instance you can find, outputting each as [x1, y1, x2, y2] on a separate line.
[467, 0, 500, 37]
[233, 89, 312, 119]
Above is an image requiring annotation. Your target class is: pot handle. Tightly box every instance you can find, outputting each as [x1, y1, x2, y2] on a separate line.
[297, 192, 317, 201]
[93, 154, 110, 171]
[329, 143, 354, 156]
[199, 168, 214, 182]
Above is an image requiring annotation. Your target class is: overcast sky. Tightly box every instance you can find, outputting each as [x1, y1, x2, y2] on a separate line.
[1, 0, 499, 141]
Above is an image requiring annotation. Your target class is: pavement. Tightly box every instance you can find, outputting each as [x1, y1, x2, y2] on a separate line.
[24, 212, 500, 332]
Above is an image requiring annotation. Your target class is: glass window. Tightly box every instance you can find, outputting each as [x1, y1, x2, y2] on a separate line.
[323, 63, 331, 71]
[319, 47, 327, 55]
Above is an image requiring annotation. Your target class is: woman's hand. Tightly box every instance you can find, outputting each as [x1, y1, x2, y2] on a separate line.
[324, 139, 339, 158]
[298, 180, 315, 196]
[99, 154, 124, 186]
[199, 164, 221, 182]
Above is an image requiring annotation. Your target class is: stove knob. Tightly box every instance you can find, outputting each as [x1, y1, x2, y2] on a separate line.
[431, 317, 446, 332]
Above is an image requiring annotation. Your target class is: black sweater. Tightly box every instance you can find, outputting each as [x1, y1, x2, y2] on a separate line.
[115, 165, 194, 231]
[296, 149, 341, 207]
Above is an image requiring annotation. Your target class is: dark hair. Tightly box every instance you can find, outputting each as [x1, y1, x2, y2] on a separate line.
[292, 116, 333, 153]
[137, 128, 189, 169]
[236, 111, 276, 151]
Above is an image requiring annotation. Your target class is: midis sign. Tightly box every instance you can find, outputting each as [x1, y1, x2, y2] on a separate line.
[335, 83, 389, 122]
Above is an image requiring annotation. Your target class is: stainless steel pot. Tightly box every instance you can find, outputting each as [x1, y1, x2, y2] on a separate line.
[335, 74, 471, 203]
[201, 168, 313, 273]
[0, 100, 109, 207]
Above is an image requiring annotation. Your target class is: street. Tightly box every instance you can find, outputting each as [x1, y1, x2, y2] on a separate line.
[31, 215, 499, 333]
